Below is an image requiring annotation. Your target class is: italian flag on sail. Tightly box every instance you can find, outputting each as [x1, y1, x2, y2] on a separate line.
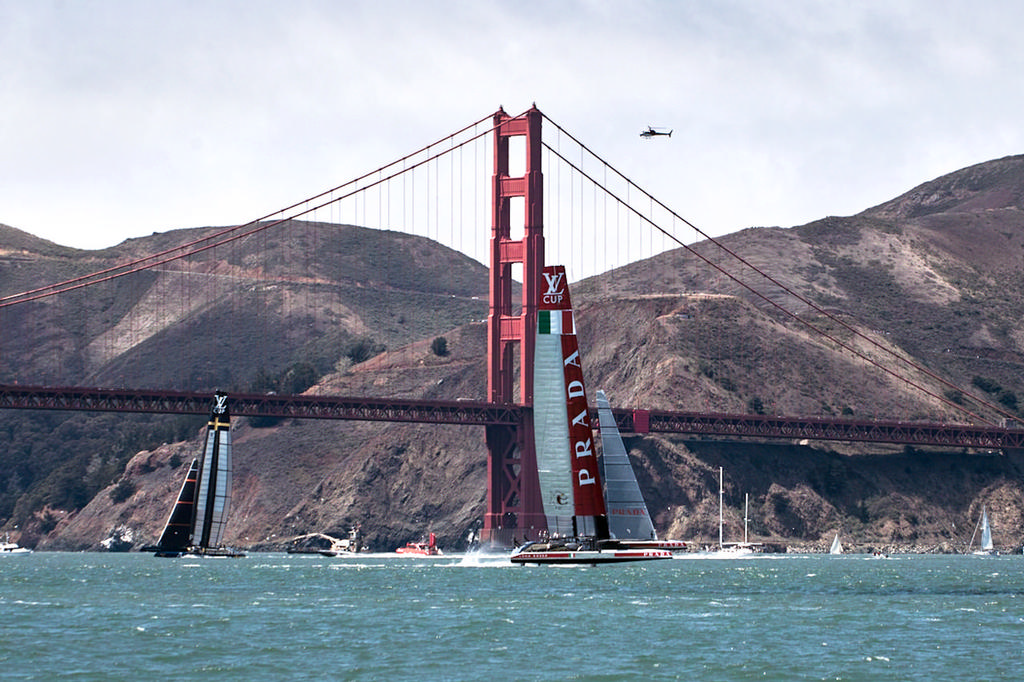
[538, 309, 574, 335]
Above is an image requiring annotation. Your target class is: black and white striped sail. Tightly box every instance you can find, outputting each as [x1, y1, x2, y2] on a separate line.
[192, 392, 233, 549]
[596, 391, 657, 541]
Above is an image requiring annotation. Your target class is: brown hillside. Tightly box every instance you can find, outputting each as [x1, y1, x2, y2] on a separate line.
[0, 221, 490, 389]
[6, 155, 1024, 553]
[864, 154, 1024, 219]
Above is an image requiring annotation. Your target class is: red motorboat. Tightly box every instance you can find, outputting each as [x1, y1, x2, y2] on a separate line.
[395, 532, 443, 556]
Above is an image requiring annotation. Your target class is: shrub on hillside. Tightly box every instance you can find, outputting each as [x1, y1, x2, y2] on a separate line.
[431, 336, 449, 356]
[345, 337, 385, 364]
[108, 478, 136, 504]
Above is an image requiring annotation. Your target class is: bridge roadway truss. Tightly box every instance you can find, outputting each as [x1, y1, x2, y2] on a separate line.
[626, 408, 1024, 450]
[2, 384, 1023, 450]
[0, 385, 520, 426]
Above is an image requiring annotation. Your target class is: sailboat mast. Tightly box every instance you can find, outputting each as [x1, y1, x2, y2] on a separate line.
[744, 493, 749, 544]
[718, 467, 724, 549]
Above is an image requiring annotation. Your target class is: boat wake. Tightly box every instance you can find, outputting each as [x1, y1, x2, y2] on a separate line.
[457, 551, 513, 568]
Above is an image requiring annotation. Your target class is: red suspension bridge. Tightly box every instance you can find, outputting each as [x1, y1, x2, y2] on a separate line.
[1, 105, 1021, 545]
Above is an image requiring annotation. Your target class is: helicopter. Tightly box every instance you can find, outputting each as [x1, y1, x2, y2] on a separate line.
[640, 126, 672, 139]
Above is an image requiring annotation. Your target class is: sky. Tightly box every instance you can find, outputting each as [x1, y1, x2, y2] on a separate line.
[3, 0, 1024, 267]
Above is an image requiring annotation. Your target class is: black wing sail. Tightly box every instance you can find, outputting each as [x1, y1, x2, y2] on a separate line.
[155, 458, 200, 553]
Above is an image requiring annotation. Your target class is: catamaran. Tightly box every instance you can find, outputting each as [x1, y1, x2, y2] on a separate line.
[510, 265, 674, 566]
[148, 392, 245, 558]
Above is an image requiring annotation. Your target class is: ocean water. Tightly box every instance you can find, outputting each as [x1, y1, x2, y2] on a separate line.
[1, 552, 1021, 681]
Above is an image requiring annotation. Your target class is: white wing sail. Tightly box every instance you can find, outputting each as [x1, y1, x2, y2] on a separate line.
[533, 310, 576, 536]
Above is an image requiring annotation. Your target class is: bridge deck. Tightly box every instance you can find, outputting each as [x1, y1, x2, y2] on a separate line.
[1, 385, 1020, 449]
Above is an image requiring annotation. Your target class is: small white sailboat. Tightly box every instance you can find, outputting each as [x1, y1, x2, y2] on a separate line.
[510, 265, 673, 566]
[829, 532, 843, 555]
[970, 506, 997, 555]
[147, 392, 245, 558]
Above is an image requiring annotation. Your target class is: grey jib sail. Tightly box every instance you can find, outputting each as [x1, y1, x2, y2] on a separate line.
[596, 390, 657, 540]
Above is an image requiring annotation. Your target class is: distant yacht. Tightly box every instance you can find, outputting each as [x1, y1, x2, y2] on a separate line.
[709, 469, 760, 555]
[320, 527, 368, 556]
[1, 533, 30, 555]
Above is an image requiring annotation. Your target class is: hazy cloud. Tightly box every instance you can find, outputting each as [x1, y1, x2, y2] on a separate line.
[2, 0, 1023, 253]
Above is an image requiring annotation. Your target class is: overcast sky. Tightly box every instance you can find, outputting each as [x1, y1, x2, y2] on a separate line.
[2, 0, 1023, 260]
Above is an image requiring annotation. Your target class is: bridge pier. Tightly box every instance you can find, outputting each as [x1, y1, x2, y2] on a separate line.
[482, 105, 546, 547]
[483, 417, 545, 547]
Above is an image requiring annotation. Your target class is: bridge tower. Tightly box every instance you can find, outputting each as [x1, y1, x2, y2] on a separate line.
[482, 105, 546, 546]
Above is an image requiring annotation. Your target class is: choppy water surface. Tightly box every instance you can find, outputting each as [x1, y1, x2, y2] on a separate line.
[1, 552, 1021, 680]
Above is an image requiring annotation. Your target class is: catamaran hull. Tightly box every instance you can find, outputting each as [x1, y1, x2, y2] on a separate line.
[152, 548, 246, 558]
[511, 548, 672, 565]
